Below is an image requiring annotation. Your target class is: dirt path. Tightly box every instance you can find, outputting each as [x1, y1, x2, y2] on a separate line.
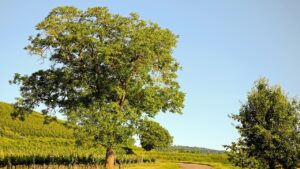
[179, 163, 213, 169]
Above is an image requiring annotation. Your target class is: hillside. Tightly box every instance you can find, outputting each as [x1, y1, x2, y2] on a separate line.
[0, 102, 222, 154]
[0, 102, 73, 139]
[0, 102, 103, 157]
[0, 102, 236, 169]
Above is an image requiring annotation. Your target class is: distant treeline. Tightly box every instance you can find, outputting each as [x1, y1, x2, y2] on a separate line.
[158, 145, 224, 154]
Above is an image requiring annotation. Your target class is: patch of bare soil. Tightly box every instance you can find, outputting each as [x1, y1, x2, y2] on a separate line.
[179, 163, 213, 169]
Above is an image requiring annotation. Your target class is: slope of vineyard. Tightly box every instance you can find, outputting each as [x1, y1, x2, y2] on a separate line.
[0, 102, 158, 168]
[0, 102, 73, 139]
[0, 102, 105, 157]
[0, 102, 236, 169]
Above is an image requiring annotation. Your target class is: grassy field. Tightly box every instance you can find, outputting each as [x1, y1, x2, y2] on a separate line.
[121, 161, 180, 169]
[136, 150, 238, 169]
[0, 102, 237, 169]
[119, 158, 237, 169]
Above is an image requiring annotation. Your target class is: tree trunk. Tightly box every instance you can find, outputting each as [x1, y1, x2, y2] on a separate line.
[105, 149, 115, 169]
[268, 160, 275, 169]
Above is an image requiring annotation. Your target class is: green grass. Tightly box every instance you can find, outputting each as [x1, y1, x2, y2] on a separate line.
[133, 149, 238, 169]
[121, 160, 180, 169]
[0, 101, 238, 169]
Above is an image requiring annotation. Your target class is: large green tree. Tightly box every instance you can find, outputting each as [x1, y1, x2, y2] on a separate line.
[10, 6, 184, 169]
[226, 78, 300, 169]
[138, 120, 173, 151]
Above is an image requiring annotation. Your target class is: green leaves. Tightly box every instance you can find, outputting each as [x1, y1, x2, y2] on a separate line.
[226, 78, 300, 169]
[12, 6, 184, 151]
[138, 120, 173, 151]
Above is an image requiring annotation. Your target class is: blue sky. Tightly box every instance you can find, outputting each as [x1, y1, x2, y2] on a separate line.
[1, 0, 300, 150]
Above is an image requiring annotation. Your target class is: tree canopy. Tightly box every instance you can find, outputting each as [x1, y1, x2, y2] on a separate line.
[226, 78, 300, 169]
[10, 6, 184, 169]
[139, 120, 173, 151]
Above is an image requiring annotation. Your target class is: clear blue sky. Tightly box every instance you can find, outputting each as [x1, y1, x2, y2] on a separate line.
[1, 0, 300, 150]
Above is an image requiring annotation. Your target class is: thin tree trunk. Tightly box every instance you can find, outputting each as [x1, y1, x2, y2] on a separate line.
[268, 160, 275, 169]
[105, 149, 115, 169]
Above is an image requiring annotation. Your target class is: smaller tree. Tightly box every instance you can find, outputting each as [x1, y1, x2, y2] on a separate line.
[139, 120, 173, 151]
[225, 139, 265, 169]
[226, 78, 300, 169]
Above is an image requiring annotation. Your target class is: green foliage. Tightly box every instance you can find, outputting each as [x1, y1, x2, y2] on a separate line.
[139, 120, 173, 151]
[11, 6, 184, 153]
[225, 140, 264, 169]
[227, 78, 300, 169]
